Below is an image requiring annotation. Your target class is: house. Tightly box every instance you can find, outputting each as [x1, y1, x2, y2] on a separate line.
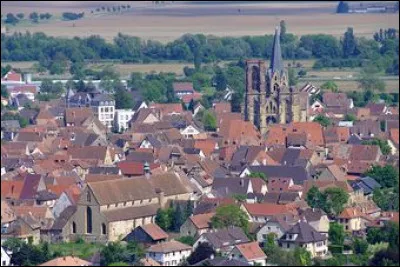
[240, 165, 310, 185]
[241, 203, 291, 223]
[68, 146, 114, 165]
[173, 82, 195, 98]
[1, 246, 12, 267]
[68, 92, 92, 108]
[1, 120, 20, 141]
[146, 240, 192, 266]
[279, 220, 328, 258]
[123, 223, 169, 246]
[229, 241, 267, 266]
[318, 164, 346, 181]
[114, 109, 135, 132]
[8, 85, 36, 101]
[350, 120, 381, 139]
[180, 125, 201, 139]
[1, 70, 23, 85]
[230, 146, 278, 172]
[193, 227, 250, 255]
[193, 256, 251, 266]
[39, 256, 91, 266]
[255, 214, 296, 243]
[349, 145, 382, 162]
[298, 208, 330, 235]
[180, 212, 215, 237]
[350, 176, 381, 197]
[91, 94, 115, 129]
[211, 178, 265, 200]
[337, 207, 365, 233]
[322, 92, 353, 115]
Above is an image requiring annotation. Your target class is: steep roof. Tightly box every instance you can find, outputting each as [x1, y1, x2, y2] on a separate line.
[270, 26, 284, 74]
[339, 207, 363, 219]
[200, 227, 250, 249]
[243, 203, 290, 216]
[234, 241, 267, 261]
[190, 212, 215, 229]
[140, 223, 169, 241]
[281, 220, 327, 243]
[245, 165, 310, 185]
[39, 256, 90, 266]
[103, 204, 159, 222]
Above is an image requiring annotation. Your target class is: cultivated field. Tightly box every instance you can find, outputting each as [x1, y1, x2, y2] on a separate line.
[1, 1, 398, 42]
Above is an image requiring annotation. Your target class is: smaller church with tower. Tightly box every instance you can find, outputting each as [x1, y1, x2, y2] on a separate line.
[244, 27, 307, 135]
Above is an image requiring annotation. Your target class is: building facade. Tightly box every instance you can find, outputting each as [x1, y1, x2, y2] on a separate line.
[115, 109, 135, 132]
[244, 27, 304, 135]
[91, 94, 115, 129]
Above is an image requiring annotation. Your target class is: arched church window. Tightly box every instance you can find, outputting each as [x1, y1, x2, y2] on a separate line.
[252, 66, 260, 92]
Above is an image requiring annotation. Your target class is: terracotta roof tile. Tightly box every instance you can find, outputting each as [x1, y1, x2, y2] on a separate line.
[173, 82, 194, 92]
[390, 128, 399, 146]
[349, 145, 380, 161]
[339, 207, 363, 219]
[39, 256, 91, 266]
[243, 203, 289, 216]
[235, 241, 266, 261]
[190, 212, 215, 229]
[140, 223, 169, 240]
[1, 180, 24, 200]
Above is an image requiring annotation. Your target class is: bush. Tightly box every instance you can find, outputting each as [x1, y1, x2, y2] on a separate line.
[62, 12, 84, 21]
[328, 245, 344, 254]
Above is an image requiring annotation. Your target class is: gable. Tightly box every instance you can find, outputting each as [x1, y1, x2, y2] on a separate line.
[143, 113, 160, 124]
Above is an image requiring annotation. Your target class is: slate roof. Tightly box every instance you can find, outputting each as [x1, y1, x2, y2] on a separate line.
[298, 208, 326, 222]
[88, 166, 120, 175]
[103, 204, 159, 222]
[351, 176, 381, 195]
[280, 221, 327, 243]
[199, 227, 250, 249]
[1, 120, 20, 131]
[212, 178, 251, 198]
[19, 174, 42, 200]
[269, 26, 284, 74]
[193, 257, 251, 266]
[244, 165, 310, 185]
[51, 206, 77, 230]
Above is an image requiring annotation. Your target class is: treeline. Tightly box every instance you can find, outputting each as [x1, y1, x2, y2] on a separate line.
[1, 25, 398, 74]
[62, 12, 84, 21]
[3, 12, 52, 25]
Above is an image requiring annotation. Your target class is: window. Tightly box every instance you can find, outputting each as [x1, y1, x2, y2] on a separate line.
[72, 221, 76, 234]
[86, 207, 93, 234]
[287, 243, 290, 248]
[102, 223, 107, 235]
[87, 192, 91, 202]
[267, 227, 271, 230]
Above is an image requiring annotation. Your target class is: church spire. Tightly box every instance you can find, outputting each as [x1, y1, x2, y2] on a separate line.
[270, 26, 284, 74]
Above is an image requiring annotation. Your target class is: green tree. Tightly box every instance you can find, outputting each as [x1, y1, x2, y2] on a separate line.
[294, 247, 312, 266]
[320, 81, 339, 93]
[329, 222, 345, 246]
[313, 114, 331, 127]
[364, 165, 399, 188]
[336, 1, 349, 13]
[202, 110, 217, 131]
[192, 72, 211, 91]
[100, 242, 130, 266]
[373, 188, 399, 211]
[29, 12, 39, 23]
[342, 27, 358, 58]
[40, 79, 54, 94]
[211, 204, 249, 232]
[214, 67, 227, 91]
[280, 20, 287, 42]
[1, 84, 9, 98]
[5, 13, 19, 25]
[187, 242, 215, 265]
[358, 68, 386, 93]
[155, 208, 173, 231]
[288, 67, 297, 86]
[353, 238, 369, 254]
[298, 69, 307, 77]
[306, 186, 327, 211]
[184, 200, 193, 220]
[114, 87, 134, 109]
[16, 13, 24, 20]
[176, 236, 195, 246]
[172, 205, 185, 232]
[344, 113, 357, 121]
[324, 187, 349, 215]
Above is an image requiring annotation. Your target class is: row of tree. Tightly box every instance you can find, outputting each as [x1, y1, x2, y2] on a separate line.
[92, 5, 132, 14]
[3, 12, 52, 25]
[2, 25, 398, 75]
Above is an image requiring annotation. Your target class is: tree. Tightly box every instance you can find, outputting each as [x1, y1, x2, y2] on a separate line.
[364, 165, 399, 188]
[337, 1, 349, 13]
[176, 236, 195, 246]
[40, 79, 54, 94]
[172, 205, 185, 232]
[211, 204, 249, 232]
[288, 67, 297, 86]
[306, 186, 327, 211]
[214, 67, 227, 91]
[342, 27, 358, 58]
[294, 247, 312, 266]
[16, 13, 24, 20]
[186, 242, 215, 265]
[358, 68, 386, 93]
[100, 242, 130, 266]
[324, 187, 349, 215]
[320, 81, 338, 93]
[114, 87, 134, 109]
[373, 188, 399, 211]
[329, 222, 345, 246]
[298, 69, 307, 77]
[344, 113, 357, 121]
[313, 114, 331, 127]
[184, 200, 193, 220]
[1, 84, 9, 98]
[29, 12, 39, 23]
[202, 110, 217, 131]
[280, 20, 287, 42]
[155, 208, 173, 231]
[353, 238, 369, 254]
[5, 13, 19, 25]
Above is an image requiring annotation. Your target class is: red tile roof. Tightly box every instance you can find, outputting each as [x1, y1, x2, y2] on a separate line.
[1, 180, 24, 200]
[390, 128, 399, 146]
[243, 203, 289, 216]
[339, 207, 363, 219]
[140, 223, 169, 241]
[190, 212, 215, 229]
[9, 85, 36, 94]
[181, 92, 202, 104]
[1, 71, 22, 82]
[173, 82, 194, 92]
[235, 241, 267, 261]
[39, 256, 91, 266]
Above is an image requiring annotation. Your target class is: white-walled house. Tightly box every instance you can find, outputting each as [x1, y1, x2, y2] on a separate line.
[91, 94, 115, 129]
[180, 125, 201, 139]
[115, 109, 135, 132]
[146, 240, 192, 266]
[1, 246, 12, 266]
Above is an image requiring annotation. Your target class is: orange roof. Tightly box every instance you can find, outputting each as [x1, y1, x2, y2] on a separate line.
[390, 128, 399, 146]
[181, 92, 203, 104]
[243, 203, 289, 216]
[140, 257, 162, 266]
[265, 125, 287, 146]
[190, 212, 215, 229]
[2, 71, 22, 82]
[151, 103, 183, 115]
[140, 223, 169, 241]
[291, 122, 325, 147]
[380, 211, 399, 223]
[194, 139, 217, 156]
[339, 207, 363, 219]
[213, 102, 231, 114]
[235, 241, 267, 261]
[13, 206, 50, 220]
[9, 85, 36, 94]
[336, 127, 350, 142]
[1, 180, 24, 200]
[39, 256, 91, 266]
[220, 119, 261, 145]
[47, 185, 73, 197]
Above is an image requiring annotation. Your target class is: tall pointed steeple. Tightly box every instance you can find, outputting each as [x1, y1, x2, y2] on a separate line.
[270, 26, 284, 74]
